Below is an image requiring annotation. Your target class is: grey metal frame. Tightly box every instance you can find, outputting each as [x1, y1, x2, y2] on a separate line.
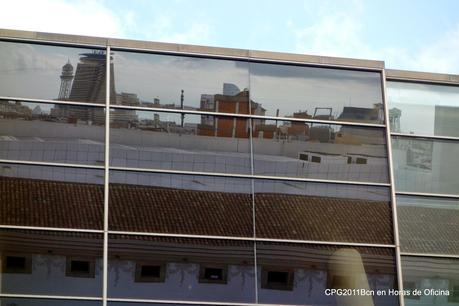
[1, 28, 459, 305]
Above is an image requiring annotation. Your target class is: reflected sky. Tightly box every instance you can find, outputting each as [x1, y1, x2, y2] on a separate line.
[388, 81, 459, 136]
[0, 41, 103, 101]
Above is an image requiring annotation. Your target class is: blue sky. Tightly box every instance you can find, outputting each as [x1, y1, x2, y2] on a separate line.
[1, 0, 459, 74]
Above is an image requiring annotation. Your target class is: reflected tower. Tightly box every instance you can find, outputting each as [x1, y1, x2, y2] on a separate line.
[58, 59, 74, 100]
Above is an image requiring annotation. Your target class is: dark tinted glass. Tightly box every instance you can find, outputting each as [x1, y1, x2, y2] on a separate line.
[254, 179, 393, 244]
[109, 171, 253, 237]
[398, 195, 459, 255]
[0, 41, 108, 103]
[257, 242, 398, 306]
[392, 136, 459, 195]
[249, 62, 384, 123]
[0, 163, 104, 229]
[108, 235, 255, 303]
[1, 298, 101, 306]
[388, 81, 459, 137]
[110, 110, 250, 174]
[252, 120, 388, 182]
[401, 256, 459, 306]
[0, 100, 105, 165]
[111, 51, 249, 114]
[0, 229, 103, 296]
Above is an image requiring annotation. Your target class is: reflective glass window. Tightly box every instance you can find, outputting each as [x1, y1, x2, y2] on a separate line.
[392, 136, 459, 195]
[252, 120, 388, 182]
[387, 81, 459, 137]
[0, 41, 108, 103]
[402, 256, 459, 306]
[0, 229, 103, 296]
[109, 171, 253, 237]
[257, 242, 398, 306]
[110, 110, 250, 174]
[0, 163, 104, 229]
[249, 62, 384, 123]
[111, 51, 249, 114]
[0, 100, 105, 165]
[108, 235, 255, 303]
[398, 195, 459, 255]
[254, 179, 393, 244]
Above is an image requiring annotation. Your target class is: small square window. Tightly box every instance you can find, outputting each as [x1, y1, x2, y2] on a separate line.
[135, 262, 165, 283]
[299, 153, 309, 161]
[199, 264, 227, 284]
[261, 267, 294, 291]
[356, 157, 367, 164]
[311, 156, 321, 163]
[2, 254, 31, 274]
[66, 257, 95, 278]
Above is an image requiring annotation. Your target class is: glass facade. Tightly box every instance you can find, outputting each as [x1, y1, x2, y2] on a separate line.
[0, 33, 458, 306]
[388, 81, 459, 306]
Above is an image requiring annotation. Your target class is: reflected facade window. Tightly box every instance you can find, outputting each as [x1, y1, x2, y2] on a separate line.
[111, 51, 250, 114]
[249, 62, 384, 123]
[0, 41, 109, 103]
[252, 120, 388, 182]
[392, 136, 459, 195]
[109, 111, 251, 174]
[387, 81, 459, 137]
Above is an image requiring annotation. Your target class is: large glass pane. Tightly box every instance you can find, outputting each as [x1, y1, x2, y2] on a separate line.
[392, 136, 459, 195]
[387, 81, 459, 137]
[0, 229, 103, 296]
[0, 163, 104, 229]
[111, 51, 249, 114]
[398, 195, 459, 255]
[109, 171, 253, 237]
[0, 298, 101, 306]
[0, 41, 109, 103]
[110, 111, 250, 174]
[402, 256, 459, 306]
[108, 235, 255, 303]
[257, 242, 398, 306]
[254, 179, 393, 244]
[249, 62, 384, 123]
[253, 120, 388, 182]
[0, 100, 105, 165]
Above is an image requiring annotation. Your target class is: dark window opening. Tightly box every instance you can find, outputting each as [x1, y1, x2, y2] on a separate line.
[356, 157, 367, 164]
[261, 267, 294, 291]
[135, 262, 165, 282]
[311, 156, 321, 163]
[299, 153, 308, 161]
[66, 258, 95, 278]
[199, 265, 227, 284]
[3, 255, 31, 273]
[347, 156, 352, 164]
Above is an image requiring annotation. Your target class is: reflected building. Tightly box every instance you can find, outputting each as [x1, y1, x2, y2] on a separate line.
[1, 29, 458, 306]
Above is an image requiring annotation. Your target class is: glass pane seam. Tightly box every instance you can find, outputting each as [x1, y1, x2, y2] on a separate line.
[0, 95, 106, 108]
[0, 293, 103, 300]
[400, 252, 459, 259]
[391, 132, 459, 141]
[0, 159, 105, 170]
[396, 191, 459, 199]
[0, 225, 104, 233]
[108, 104, 387, 127]
[382, 69, 405, 306]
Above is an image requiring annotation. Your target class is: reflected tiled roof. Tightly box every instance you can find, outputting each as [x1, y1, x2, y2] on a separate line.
[1, 176, 393, 244]
[398, 206, 459, 255]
